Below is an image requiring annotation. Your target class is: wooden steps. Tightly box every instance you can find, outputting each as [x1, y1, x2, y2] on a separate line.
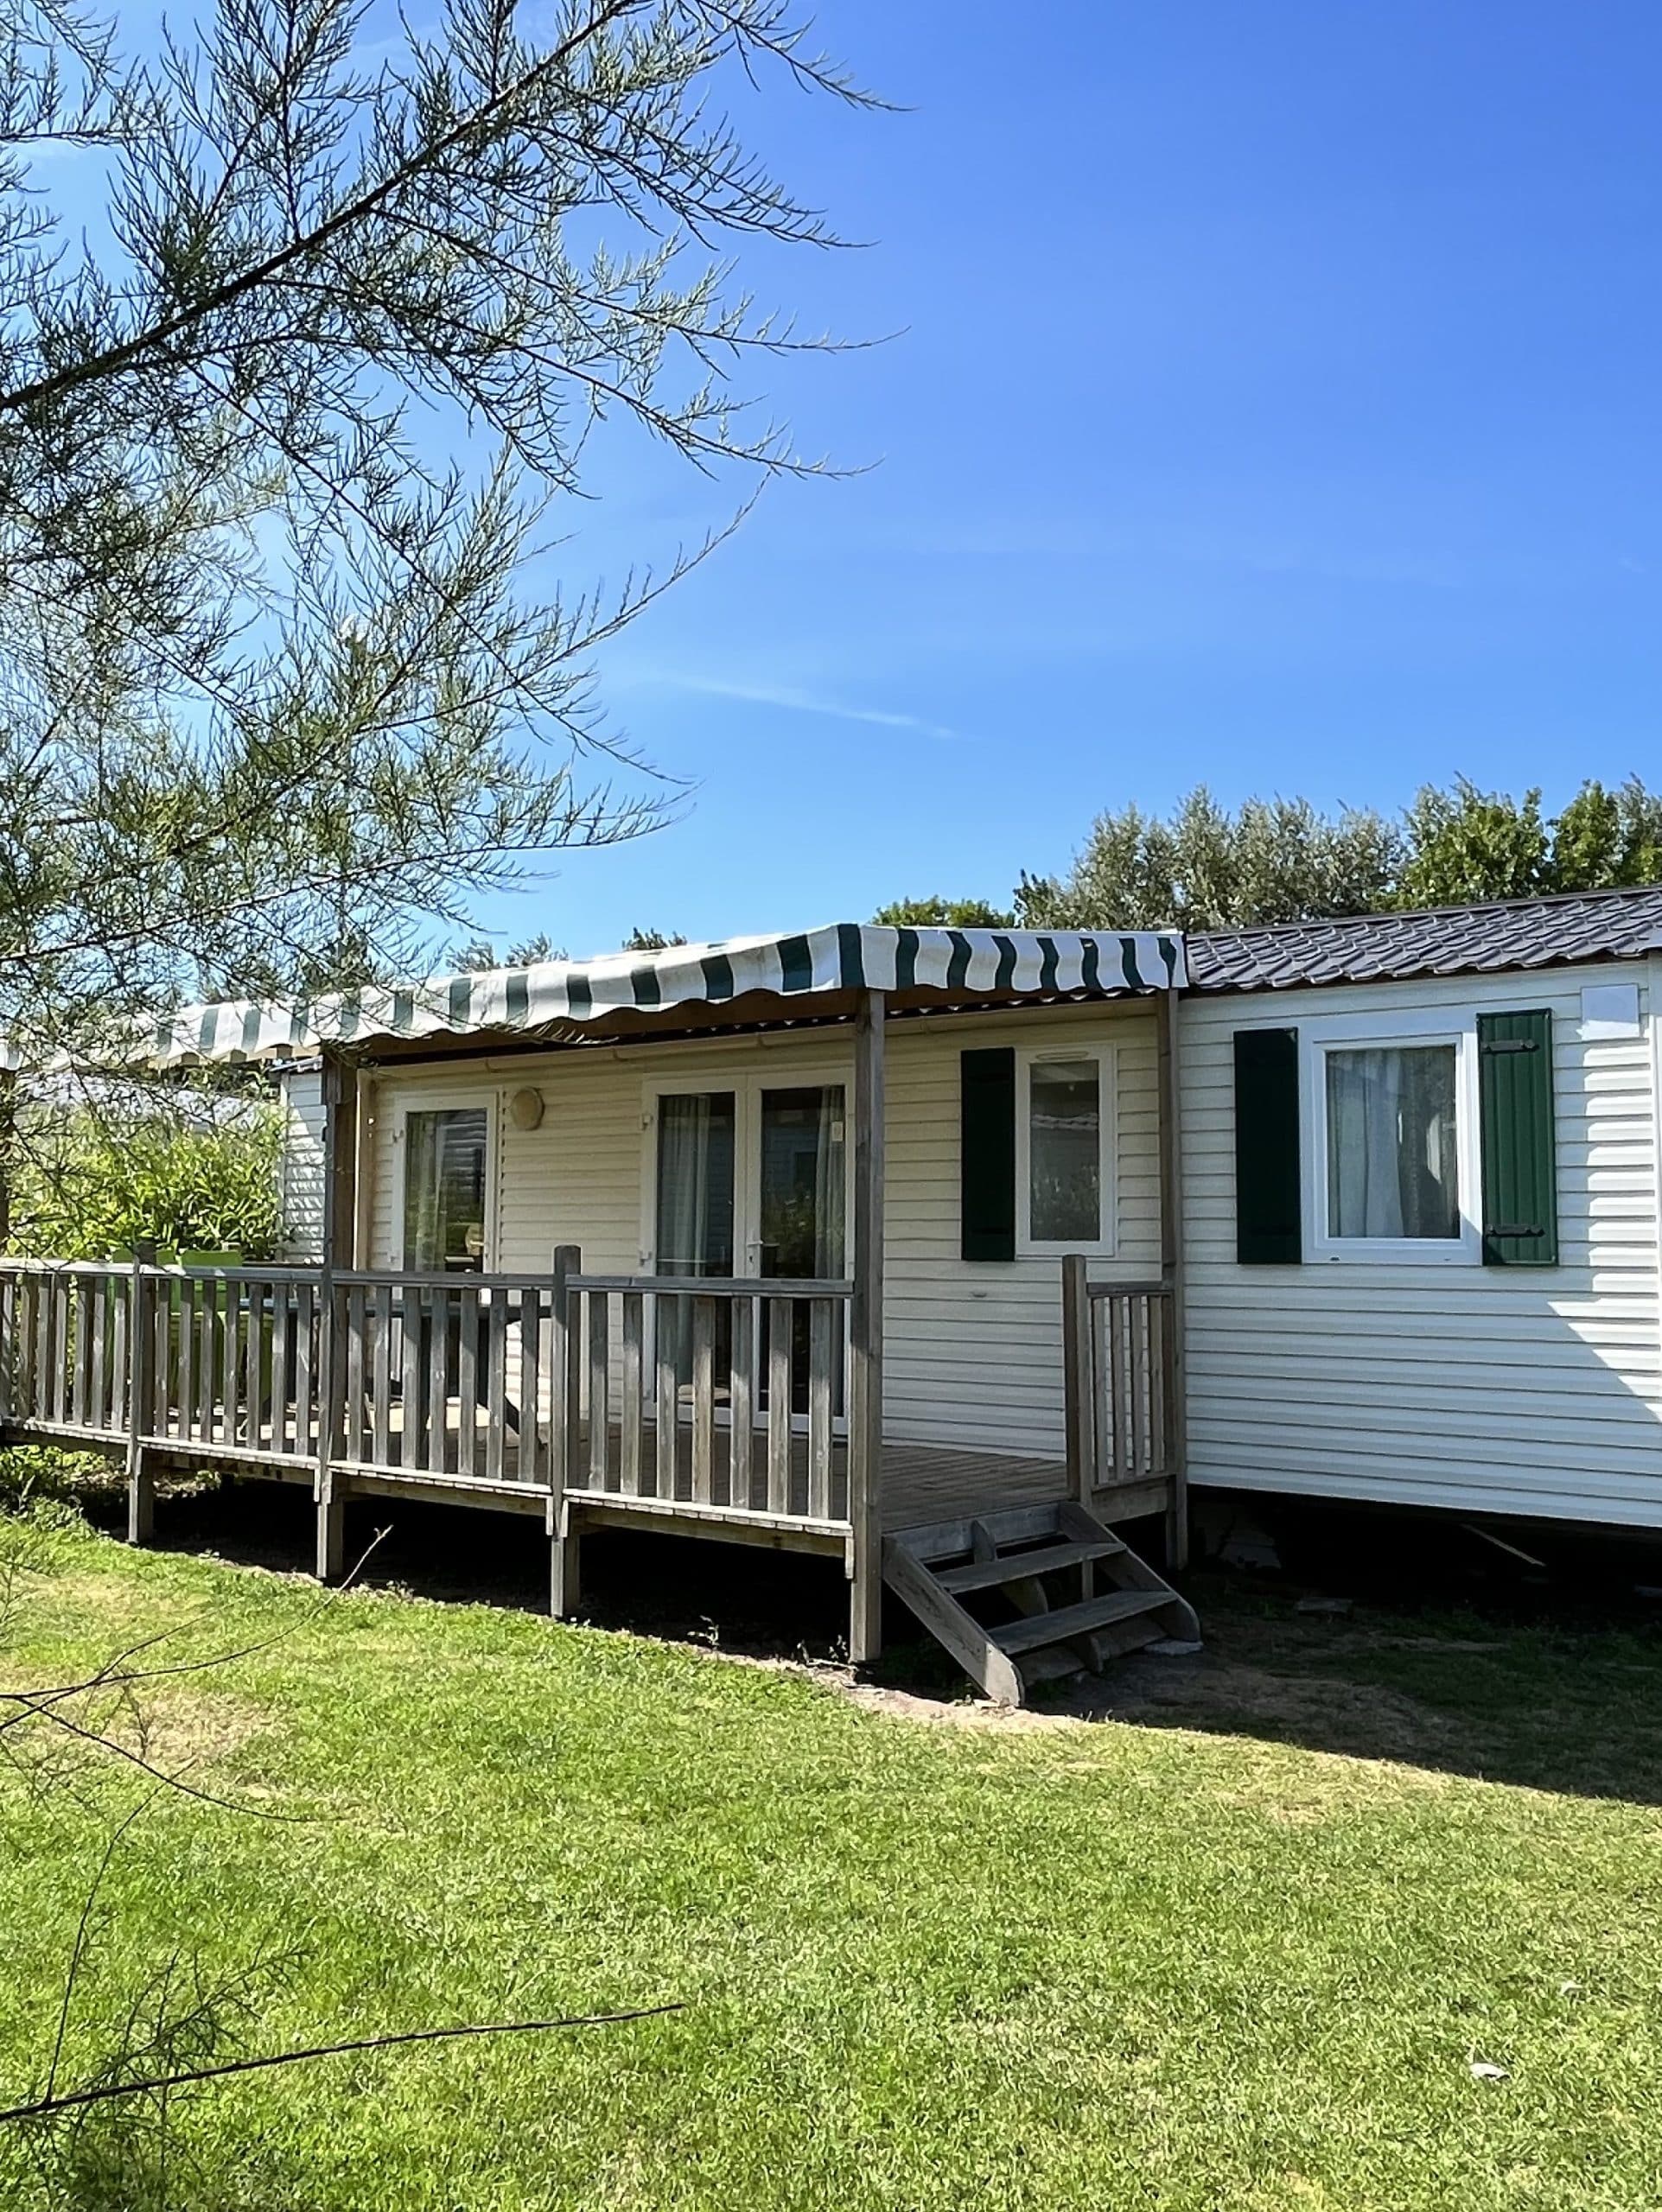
[936, 1534, 1124, 1594]
[882, 1498, 1200, 1707]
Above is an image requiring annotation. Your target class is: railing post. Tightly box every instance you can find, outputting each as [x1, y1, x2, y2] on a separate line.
[848, 988, 886, 1665]
[1061, 1253, 1094, 1502]
[548, 1243, 580, 1617]
[313, 1268, 343, 1579]
[313, 1047, 355, 1583]
[126, 1247, 156, 1544]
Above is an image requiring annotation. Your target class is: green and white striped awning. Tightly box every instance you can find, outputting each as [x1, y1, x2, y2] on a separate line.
[140, 923, 1187, 1068]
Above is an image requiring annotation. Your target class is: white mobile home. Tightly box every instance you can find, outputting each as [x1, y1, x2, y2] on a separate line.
[1180, 892, 1662, 1531]
[6, 890, 1662, 1701]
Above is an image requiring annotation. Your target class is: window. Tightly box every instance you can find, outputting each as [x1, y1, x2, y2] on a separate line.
[403, 1106, 490, 1271]
[1016, 1046, 1115, 1254]
[1324, 1045, 1459, 1241]
[1297, 1014, 1481, 1264]
[1237, 1007, 1555, 1270]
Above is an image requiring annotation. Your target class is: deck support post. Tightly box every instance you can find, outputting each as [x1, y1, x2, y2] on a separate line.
[314, 1048, 358, 1584]
[848, 988, 886, 1665]
[125, 1248, 155, 1545]
[1156, 985, 1190, 1572]
[548, 1243, 581, 1617]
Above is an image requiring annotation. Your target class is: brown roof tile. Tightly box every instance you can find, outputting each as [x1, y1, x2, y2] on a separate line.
[1187, 884, 1662, 993]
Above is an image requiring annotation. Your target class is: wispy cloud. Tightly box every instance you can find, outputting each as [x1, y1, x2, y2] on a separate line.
[638, 672, 957, 741]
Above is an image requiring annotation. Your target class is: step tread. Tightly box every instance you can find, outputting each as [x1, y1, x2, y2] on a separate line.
[936, 1537, 1125, 1594]
[990, 1587, 1172, 1656]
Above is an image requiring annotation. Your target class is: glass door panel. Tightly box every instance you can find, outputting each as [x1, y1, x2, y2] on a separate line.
[653, 1092, 735, 1402]
[404, 1108, 489, 1272]
[757, 1085, 845, 1414]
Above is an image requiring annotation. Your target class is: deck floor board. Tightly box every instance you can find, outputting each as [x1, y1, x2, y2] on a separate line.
[6, 1406, 1165, 1541]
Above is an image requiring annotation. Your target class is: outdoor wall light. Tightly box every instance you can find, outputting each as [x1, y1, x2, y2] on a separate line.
[507, 1085, 545, 1131]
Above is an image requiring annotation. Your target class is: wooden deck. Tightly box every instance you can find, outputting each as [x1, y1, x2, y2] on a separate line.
[130, 1410, 1165, 1543]
[0, 1255, 1178, 1658]
[879, 1442, 1167, 1535]
[130, 1421, 1168, 1554]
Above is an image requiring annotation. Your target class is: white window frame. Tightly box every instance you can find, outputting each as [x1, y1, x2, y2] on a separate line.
[1299, 1010, 1481, 1267]
[638, 1060, 856, 1280]
[1016, 1041, 1118, 1258]
[388, 1089, 500, 1272]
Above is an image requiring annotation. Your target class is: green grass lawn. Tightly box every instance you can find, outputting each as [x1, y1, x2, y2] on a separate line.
[4, 1501, 1662, 2210]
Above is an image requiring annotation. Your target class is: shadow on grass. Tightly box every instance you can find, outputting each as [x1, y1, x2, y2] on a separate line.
[1048, 1500, 1662, 1808]
[65, 1467, 1662, 1808]
[73, 1469, 854, 1665]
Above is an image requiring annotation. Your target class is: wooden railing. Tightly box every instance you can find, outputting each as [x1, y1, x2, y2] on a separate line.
[0, 1254, 861, 1536]
[329, 1271, 557, 1488]
[1060, 1259, 1177, 1497]
[563, 1271, 853, 1527]
[0, 1261, 142, 1443]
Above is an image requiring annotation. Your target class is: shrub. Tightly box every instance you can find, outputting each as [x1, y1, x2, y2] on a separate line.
[9, 1097, 284, 1262]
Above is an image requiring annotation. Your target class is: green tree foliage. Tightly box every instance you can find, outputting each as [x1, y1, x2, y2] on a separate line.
[621, 927, 691, 950]
[1545, 777, 1662, 893]
[981, 776, 1662, 931]
[9, 1095, 283, 1259]
[1396, 781, 1551, 909]
[452, 934, 564, 970]
[0, 0, 868, 1067]
[1015, 788, 1401, 930]
[870, 896, 1017, 928]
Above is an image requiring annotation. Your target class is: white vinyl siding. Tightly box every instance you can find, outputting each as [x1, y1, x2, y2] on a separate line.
[884, 1010, 1157, 1452]
[362, 1001, 1164, 1460]
[1180, 959, 1662, 1528]
[277, 1066, 328, 1263]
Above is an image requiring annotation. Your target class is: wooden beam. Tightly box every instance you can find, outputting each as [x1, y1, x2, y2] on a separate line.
[321, 1048, 360, 1273]
[847, 988, 886, 1664]
[1155, 986, 1189, 1571]
[0, 1067, 15, 1255]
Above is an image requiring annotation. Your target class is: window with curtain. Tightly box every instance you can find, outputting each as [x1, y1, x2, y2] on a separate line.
[403, 1108, 489, 1271]
[1028, 1057, 1101, 1244]
[654, 1092, 736, 1404]
[1325, 1045, 1460, 1241]
[653, 1093, 736, 1279]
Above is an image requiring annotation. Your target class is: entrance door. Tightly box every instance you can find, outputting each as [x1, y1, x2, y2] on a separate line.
[647, 1076, 848, 1414]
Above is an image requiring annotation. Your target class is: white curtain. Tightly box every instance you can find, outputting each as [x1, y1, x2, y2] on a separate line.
[655, 1093, 735, 1278]
[654, 1093, 735, 1398]
[404, 1108, 487, 1270]
[1327, 1047, 1458, 1240]
[812, 1088, 845, 1278]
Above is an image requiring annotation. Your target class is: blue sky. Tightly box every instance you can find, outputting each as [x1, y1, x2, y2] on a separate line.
[497, 0, 1662, 957]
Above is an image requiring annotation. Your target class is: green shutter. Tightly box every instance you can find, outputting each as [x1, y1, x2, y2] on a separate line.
[1234, 1027, 1302, 1263]
[961, 1047, 1016, 1262]
[1478, 1009, 1557, 1266]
